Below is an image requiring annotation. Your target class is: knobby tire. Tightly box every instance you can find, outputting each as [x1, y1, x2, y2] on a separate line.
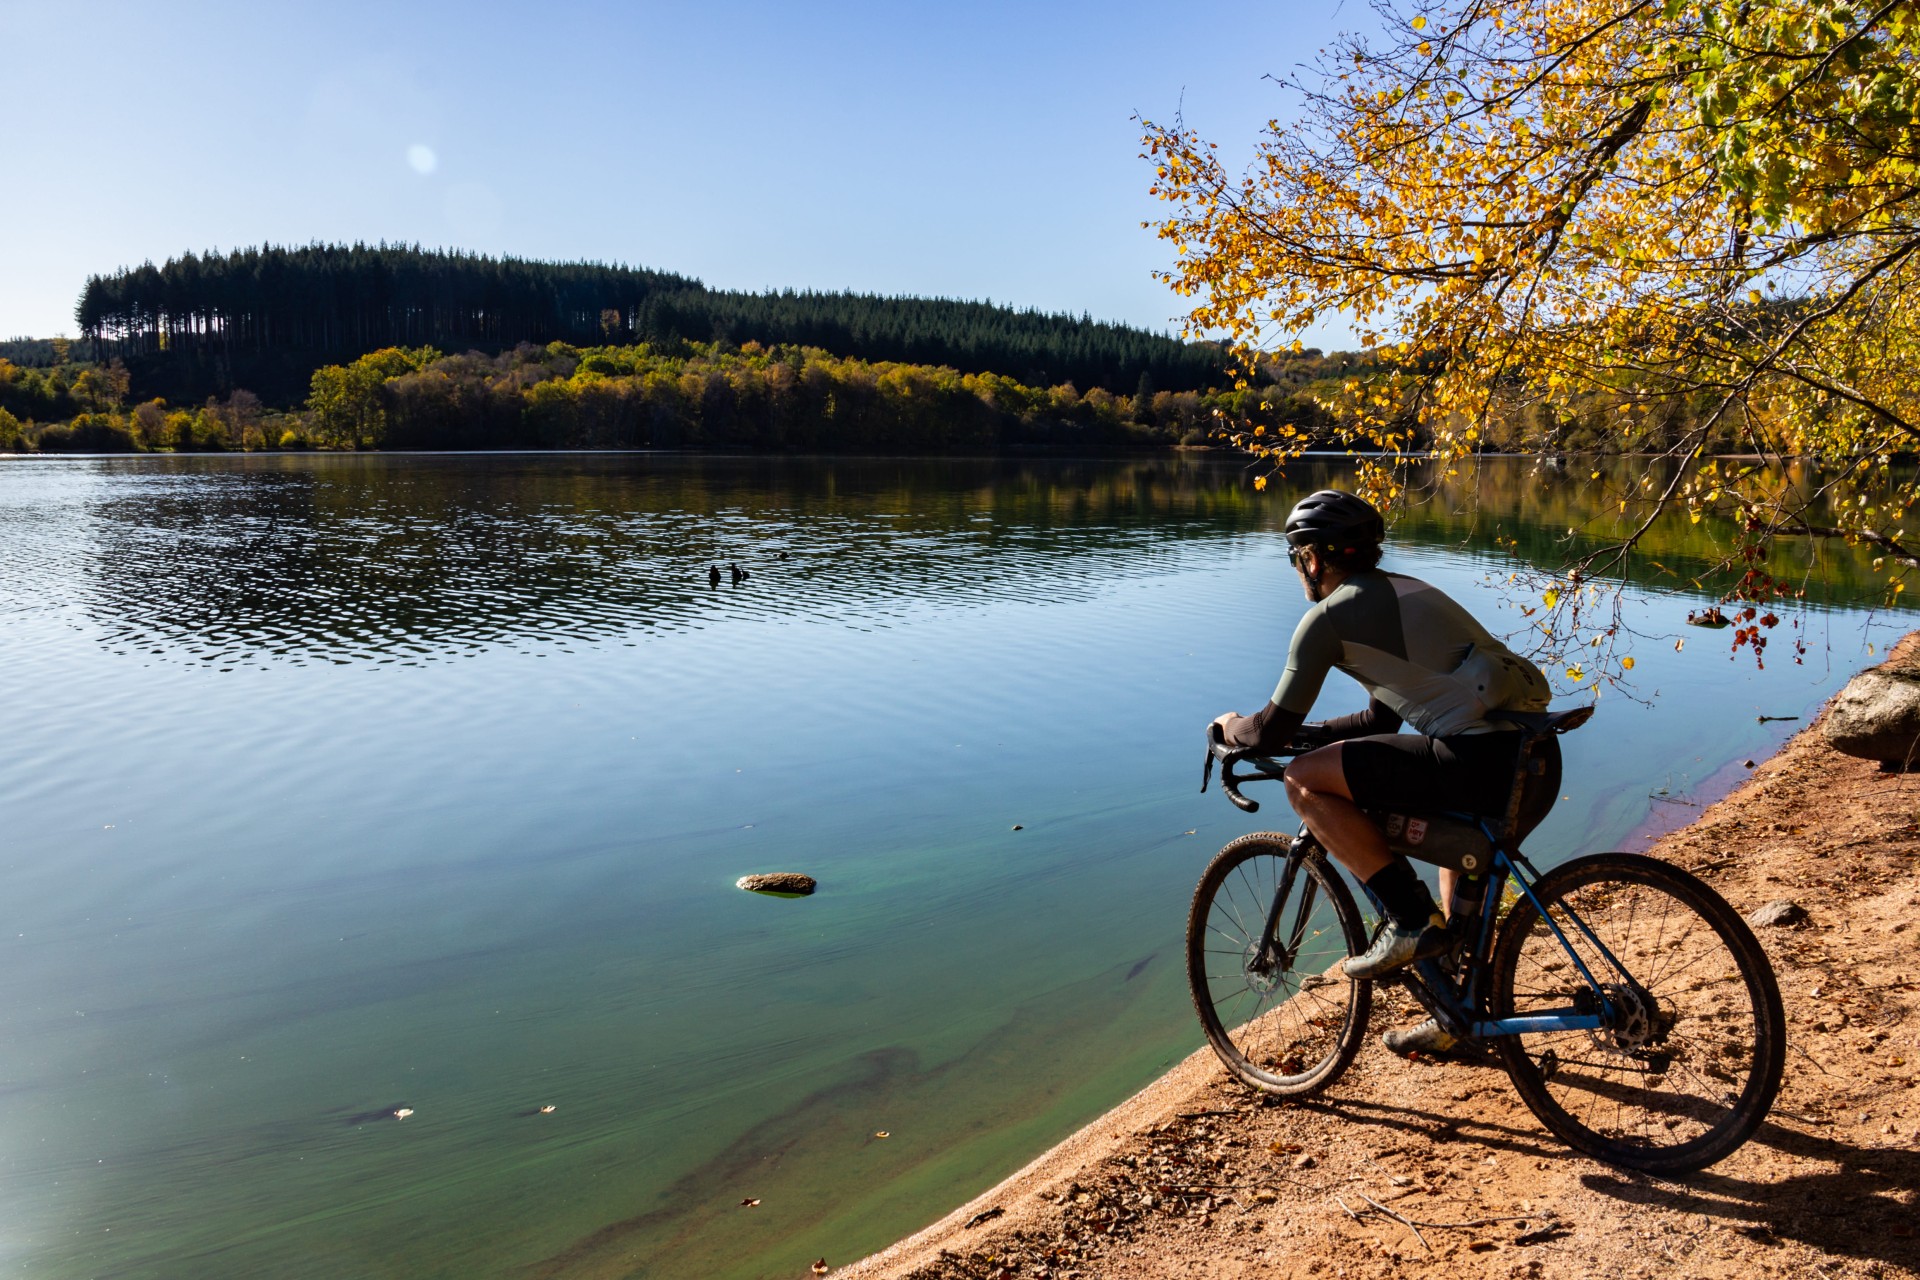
[1489, 853, 1786, 1173]
[1186, 833, 1371, 1096]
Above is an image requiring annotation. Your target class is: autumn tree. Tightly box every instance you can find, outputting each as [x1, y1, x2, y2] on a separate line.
[71, 361, 130, 414]
[306, 347, 439, 448]
[1145, 0, 1920, 665]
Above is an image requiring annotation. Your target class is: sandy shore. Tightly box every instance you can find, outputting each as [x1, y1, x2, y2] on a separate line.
[837, 654, 1920, 1280]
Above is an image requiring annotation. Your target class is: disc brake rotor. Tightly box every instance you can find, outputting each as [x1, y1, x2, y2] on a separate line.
[1590, 982, 1661, 1056]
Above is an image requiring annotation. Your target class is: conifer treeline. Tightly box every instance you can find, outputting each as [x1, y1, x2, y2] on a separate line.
[75, 244, 1223, 406]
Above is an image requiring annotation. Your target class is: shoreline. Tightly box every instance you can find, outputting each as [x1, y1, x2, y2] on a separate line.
[839, 658, 1920, 1280]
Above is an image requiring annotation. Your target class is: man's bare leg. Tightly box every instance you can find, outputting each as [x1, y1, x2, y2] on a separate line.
[1282, 744, 1390, 879]
[1285, 743, 1448, 981]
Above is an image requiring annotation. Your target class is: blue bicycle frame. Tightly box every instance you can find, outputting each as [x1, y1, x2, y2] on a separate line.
[1390, 810, 1634, 1044]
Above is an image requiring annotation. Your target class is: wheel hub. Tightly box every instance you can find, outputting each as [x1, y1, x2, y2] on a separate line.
[1242, 941, 1285, 996]
[1590, 982, 1663, 1055]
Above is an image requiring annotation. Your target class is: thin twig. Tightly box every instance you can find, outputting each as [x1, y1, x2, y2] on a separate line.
[1393, 1212, 1539, 1230]
[1356, 1191, 1433, 1251]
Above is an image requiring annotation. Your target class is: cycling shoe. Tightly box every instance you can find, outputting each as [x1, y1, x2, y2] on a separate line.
[1383, 1017, 1458, 1057]
[1344, 921, 1450, 980]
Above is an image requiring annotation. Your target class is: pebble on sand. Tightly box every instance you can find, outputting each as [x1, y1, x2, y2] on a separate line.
[1747, 899, 1809, 928]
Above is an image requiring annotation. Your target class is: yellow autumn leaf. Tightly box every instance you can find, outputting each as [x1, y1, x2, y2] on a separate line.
[1543, 588, 1559, 608]
[1410, 14, 1426, 29]
[1253, 475, 1268, 491]
[1621, 655, 1635, 670]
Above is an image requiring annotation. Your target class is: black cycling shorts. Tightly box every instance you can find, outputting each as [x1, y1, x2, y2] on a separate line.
[1340, 730, 1562, 836]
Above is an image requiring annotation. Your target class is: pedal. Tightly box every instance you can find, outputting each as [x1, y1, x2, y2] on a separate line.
[1401, 958, 1475, 1046]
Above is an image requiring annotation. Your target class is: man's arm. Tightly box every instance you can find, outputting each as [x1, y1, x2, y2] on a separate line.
[1219, 701, 1308, 753]
[1319, 696, 1403, 741]
[1221, 693, 1400, 752]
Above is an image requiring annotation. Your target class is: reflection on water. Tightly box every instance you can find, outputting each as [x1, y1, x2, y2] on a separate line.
[1, 453, 1885, 671]
[12, 456, 1268, 665]
[0, 453, 1903, 1280]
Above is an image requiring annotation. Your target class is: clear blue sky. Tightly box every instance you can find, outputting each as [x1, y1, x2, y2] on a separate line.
[0, 0, 1368, 348]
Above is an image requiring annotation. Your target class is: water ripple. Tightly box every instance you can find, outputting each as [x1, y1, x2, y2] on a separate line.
[0, 454, 1278, 668]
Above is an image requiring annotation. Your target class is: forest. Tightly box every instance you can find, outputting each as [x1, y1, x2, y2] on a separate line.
[2, 341, 1259, 455]
[71, 243, 1223, 407]
[1, 333, 1767, 457]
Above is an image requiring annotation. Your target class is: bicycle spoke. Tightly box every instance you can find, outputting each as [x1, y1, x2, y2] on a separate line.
[1491, 854, 1783, 1172]
[1189, 838, 1370, 1097]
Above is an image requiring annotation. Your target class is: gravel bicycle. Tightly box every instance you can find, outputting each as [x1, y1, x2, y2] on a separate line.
[1190, 708, 1785, 1173]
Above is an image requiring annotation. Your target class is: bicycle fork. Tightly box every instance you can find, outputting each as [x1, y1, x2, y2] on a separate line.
[1250, 836, 1319, 978]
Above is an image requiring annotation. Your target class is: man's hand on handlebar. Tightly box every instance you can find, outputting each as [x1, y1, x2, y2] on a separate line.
[1207, 714, 1331, 760]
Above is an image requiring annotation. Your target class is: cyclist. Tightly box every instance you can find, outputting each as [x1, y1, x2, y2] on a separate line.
[1210, 489, 1558, 1056]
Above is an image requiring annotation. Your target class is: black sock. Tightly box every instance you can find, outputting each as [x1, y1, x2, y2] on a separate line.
[1364, 860, 1436, 930]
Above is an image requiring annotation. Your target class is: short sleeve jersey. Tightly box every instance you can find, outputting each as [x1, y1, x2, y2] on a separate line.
[1273, 570, 1549, 738]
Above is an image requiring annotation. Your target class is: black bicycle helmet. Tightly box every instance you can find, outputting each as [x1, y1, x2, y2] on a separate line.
[1283, 489, 1385, 549]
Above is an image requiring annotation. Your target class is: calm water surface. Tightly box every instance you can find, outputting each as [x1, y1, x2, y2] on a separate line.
[0, 454, 1902, 1279]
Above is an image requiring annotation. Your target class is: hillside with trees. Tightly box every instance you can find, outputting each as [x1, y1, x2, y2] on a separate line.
[72, 244, 1223, 408]
[3, 339, 1244, 455]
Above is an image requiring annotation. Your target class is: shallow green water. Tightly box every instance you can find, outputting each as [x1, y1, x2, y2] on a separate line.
[0, 453, 1901, 1279]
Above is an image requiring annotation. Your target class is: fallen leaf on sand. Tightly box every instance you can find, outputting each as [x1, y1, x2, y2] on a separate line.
[740, 1198, 760, 1208]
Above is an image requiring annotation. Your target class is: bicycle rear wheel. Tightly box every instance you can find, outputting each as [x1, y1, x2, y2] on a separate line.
[1489, 853, 1785, 1173]
[1186, 833, 1371, 1096]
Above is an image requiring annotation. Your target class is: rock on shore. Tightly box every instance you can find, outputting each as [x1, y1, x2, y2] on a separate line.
[1824, 632, 1920, 766]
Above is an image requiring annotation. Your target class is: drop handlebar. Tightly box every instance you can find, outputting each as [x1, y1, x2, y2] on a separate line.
[1201, 722, 1302, 814]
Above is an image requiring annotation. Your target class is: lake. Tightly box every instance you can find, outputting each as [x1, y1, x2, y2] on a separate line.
[0, 453, 1901, 1279]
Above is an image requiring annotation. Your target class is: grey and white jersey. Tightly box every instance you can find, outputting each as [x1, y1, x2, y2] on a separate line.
[1272, 570, 1549, 737]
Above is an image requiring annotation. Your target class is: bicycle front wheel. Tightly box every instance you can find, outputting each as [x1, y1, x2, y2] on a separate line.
[1186, 833, 1371, 1096]
[1490, 853, 1785, 1173]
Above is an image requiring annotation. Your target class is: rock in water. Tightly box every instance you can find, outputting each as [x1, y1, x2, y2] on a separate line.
[1823, 635, 1920, 766]
[1747, 900, 1808, 929]
[736, 873, 817, 895]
